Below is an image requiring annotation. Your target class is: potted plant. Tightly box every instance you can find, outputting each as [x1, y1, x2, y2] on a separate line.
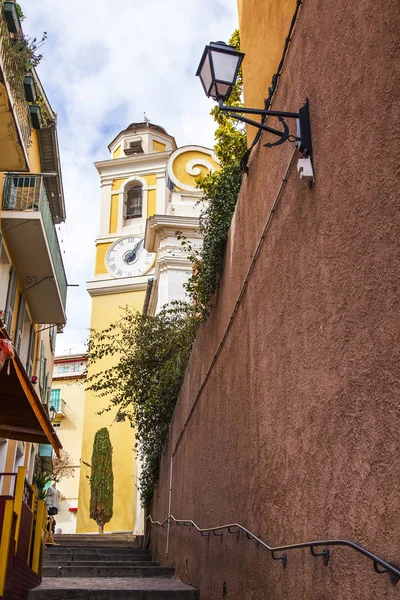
[3, 2, 22, 35]
[23, 73, 36, 102]
[29, 104, 42, 129]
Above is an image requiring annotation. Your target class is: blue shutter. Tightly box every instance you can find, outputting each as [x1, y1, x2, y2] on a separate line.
[14, 294, 26, 355]
[4, 267, 17, 333]
[26, 324, 36, 377]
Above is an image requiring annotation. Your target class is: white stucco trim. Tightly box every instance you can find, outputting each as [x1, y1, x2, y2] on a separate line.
[117, 175, 149, 235]
[144, 214, 201, 252]
[86, 276, 150, 297]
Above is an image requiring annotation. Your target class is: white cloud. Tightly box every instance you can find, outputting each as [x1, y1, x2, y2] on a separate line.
[22, 0, 238, 355]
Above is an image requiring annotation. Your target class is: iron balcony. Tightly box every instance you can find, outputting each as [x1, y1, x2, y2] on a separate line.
[1, 173, 67, 325]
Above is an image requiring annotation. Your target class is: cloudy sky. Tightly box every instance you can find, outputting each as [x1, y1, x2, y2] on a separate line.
[23, 0, 238, 355]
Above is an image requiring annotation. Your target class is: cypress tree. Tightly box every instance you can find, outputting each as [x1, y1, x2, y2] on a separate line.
[89, 427, 113, 533]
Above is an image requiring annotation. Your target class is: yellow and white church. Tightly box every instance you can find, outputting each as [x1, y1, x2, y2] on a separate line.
[76, 122, 219, 533]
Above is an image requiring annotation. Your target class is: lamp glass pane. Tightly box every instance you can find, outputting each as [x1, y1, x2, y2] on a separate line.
[209, 83, 217, 99]
[210, 49, 239, 85]
[199, 52, 212, 96]
[216, 82, 230, 99]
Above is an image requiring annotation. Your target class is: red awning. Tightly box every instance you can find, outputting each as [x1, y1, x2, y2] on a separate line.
[0, 327, 62, 456]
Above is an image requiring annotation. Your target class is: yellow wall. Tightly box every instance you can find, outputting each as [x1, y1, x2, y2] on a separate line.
[153, 140, 166, 152]
[95, 242, 112, 275]
[112, 178, 125, 191]
[3, 441, 16, 495]
[77, 290, 146, 533]
[112, 145, 121, 159]
[109, 194, 119, 234]
[143, 174, 156, 187]
[0, 83, 26, 172]
[52, 373, 86, 533]
[237, 0, 298, 143]
[28, 130, 41, 172]
[147, 189, 156, 217]
[172, 151, 219, 188]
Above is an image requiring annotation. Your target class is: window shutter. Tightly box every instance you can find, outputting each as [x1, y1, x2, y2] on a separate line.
[4, 267, 18, 333]
[39, 341, 46, 391]
[42, 371, 48, 404]
[49, 325, 57, 353]
[26, 324, 36, 377]
[51, 389, 61, 412]
[14, 294, 26, 355]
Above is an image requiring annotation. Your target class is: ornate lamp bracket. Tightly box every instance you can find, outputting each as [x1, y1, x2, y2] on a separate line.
[217, 97, 312, 158]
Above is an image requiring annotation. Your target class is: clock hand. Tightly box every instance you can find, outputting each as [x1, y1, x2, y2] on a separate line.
[134, 238, 144, 253]
[125, 239, 144, 264]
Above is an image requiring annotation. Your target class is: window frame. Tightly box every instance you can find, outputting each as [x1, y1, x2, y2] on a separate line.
[125, 183, 143, 220]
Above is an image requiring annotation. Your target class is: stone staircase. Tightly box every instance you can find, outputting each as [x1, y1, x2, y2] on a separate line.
[28, 535, 198, 600]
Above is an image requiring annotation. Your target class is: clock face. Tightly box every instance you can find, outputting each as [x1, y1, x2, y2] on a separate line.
[105, 236, 154, 278]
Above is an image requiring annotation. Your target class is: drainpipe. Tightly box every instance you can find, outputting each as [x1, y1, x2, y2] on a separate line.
[166, 454, 173, 558]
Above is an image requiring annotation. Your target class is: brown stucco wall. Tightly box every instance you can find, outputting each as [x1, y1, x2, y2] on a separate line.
[151, 1, 400, 598]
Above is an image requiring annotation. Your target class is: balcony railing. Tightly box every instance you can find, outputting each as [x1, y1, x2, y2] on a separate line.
[2, 173, 67, 308]
[0, 0, 32, 154]
[51, 396, 66, 417]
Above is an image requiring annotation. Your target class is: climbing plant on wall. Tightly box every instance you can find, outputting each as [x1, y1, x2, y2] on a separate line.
[86, 303, 201, 508]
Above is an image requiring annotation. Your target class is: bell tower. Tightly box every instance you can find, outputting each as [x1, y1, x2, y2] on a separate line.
[77, 122, 219, 534]
[77, 123, 176, 534]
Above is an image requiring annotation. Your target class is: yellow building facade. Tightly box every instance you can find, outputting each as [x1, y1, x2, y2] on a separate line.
[0, 67, 66, 478]
[0, 2, 66, 593]
[77, 122, 218, 534]
[50, 354, 87, 533]
[237, 0, 300, 144]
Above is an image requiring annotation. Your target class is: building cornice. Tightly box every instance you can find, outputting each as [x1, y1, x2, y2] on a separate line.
[86, 276, 150, 297]
[52, 374, 86, 381]
[95, 151, 172, 177]
[145, 214, 201, 252]
[54, 354, 87, 363]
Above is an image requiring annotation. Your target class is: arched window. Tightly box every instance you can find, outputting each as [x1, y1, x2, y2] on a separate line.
[125, 182, 143, 219]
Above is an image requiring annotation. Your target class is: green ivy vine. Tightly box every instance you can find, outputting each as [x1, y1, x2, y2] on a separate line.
[86, 303, 202, 507]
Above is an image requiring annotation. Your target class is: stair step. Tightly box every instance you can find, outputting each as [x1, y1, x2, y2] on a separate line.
[45, 547, 151, 555]
[28, 577, 199, 599]
[52, 535, 142, 547]
[43, 565, 175, 578]
[45, 557, 153, 565]
[44, 560, 159, 567]
[45, 555, 152, 563]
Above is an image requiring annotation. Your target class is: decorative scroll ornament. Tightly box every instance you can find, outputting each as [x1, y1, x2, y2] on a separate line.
[166, 146, 220, 192]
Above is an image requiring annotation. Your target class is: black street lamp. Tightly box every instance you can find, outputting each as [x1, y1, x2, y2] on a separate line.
[196, 41, 312, 159]
[49, 406, 57, 421]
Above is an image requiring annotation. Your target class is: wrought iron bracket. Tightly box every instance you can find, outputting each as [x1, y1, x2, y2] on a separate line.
[310, 546, 330, 566]
[217, 98, 312, 158]
[272, 550, 288, 568]
[24, 275, 54, 293]
[374, 561, 400, 586]
[36, 324, 57, 333]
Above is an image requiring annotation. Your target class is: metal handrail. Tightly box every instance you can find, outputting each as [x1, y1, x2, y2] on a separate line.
[147, 514, 400, 586]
